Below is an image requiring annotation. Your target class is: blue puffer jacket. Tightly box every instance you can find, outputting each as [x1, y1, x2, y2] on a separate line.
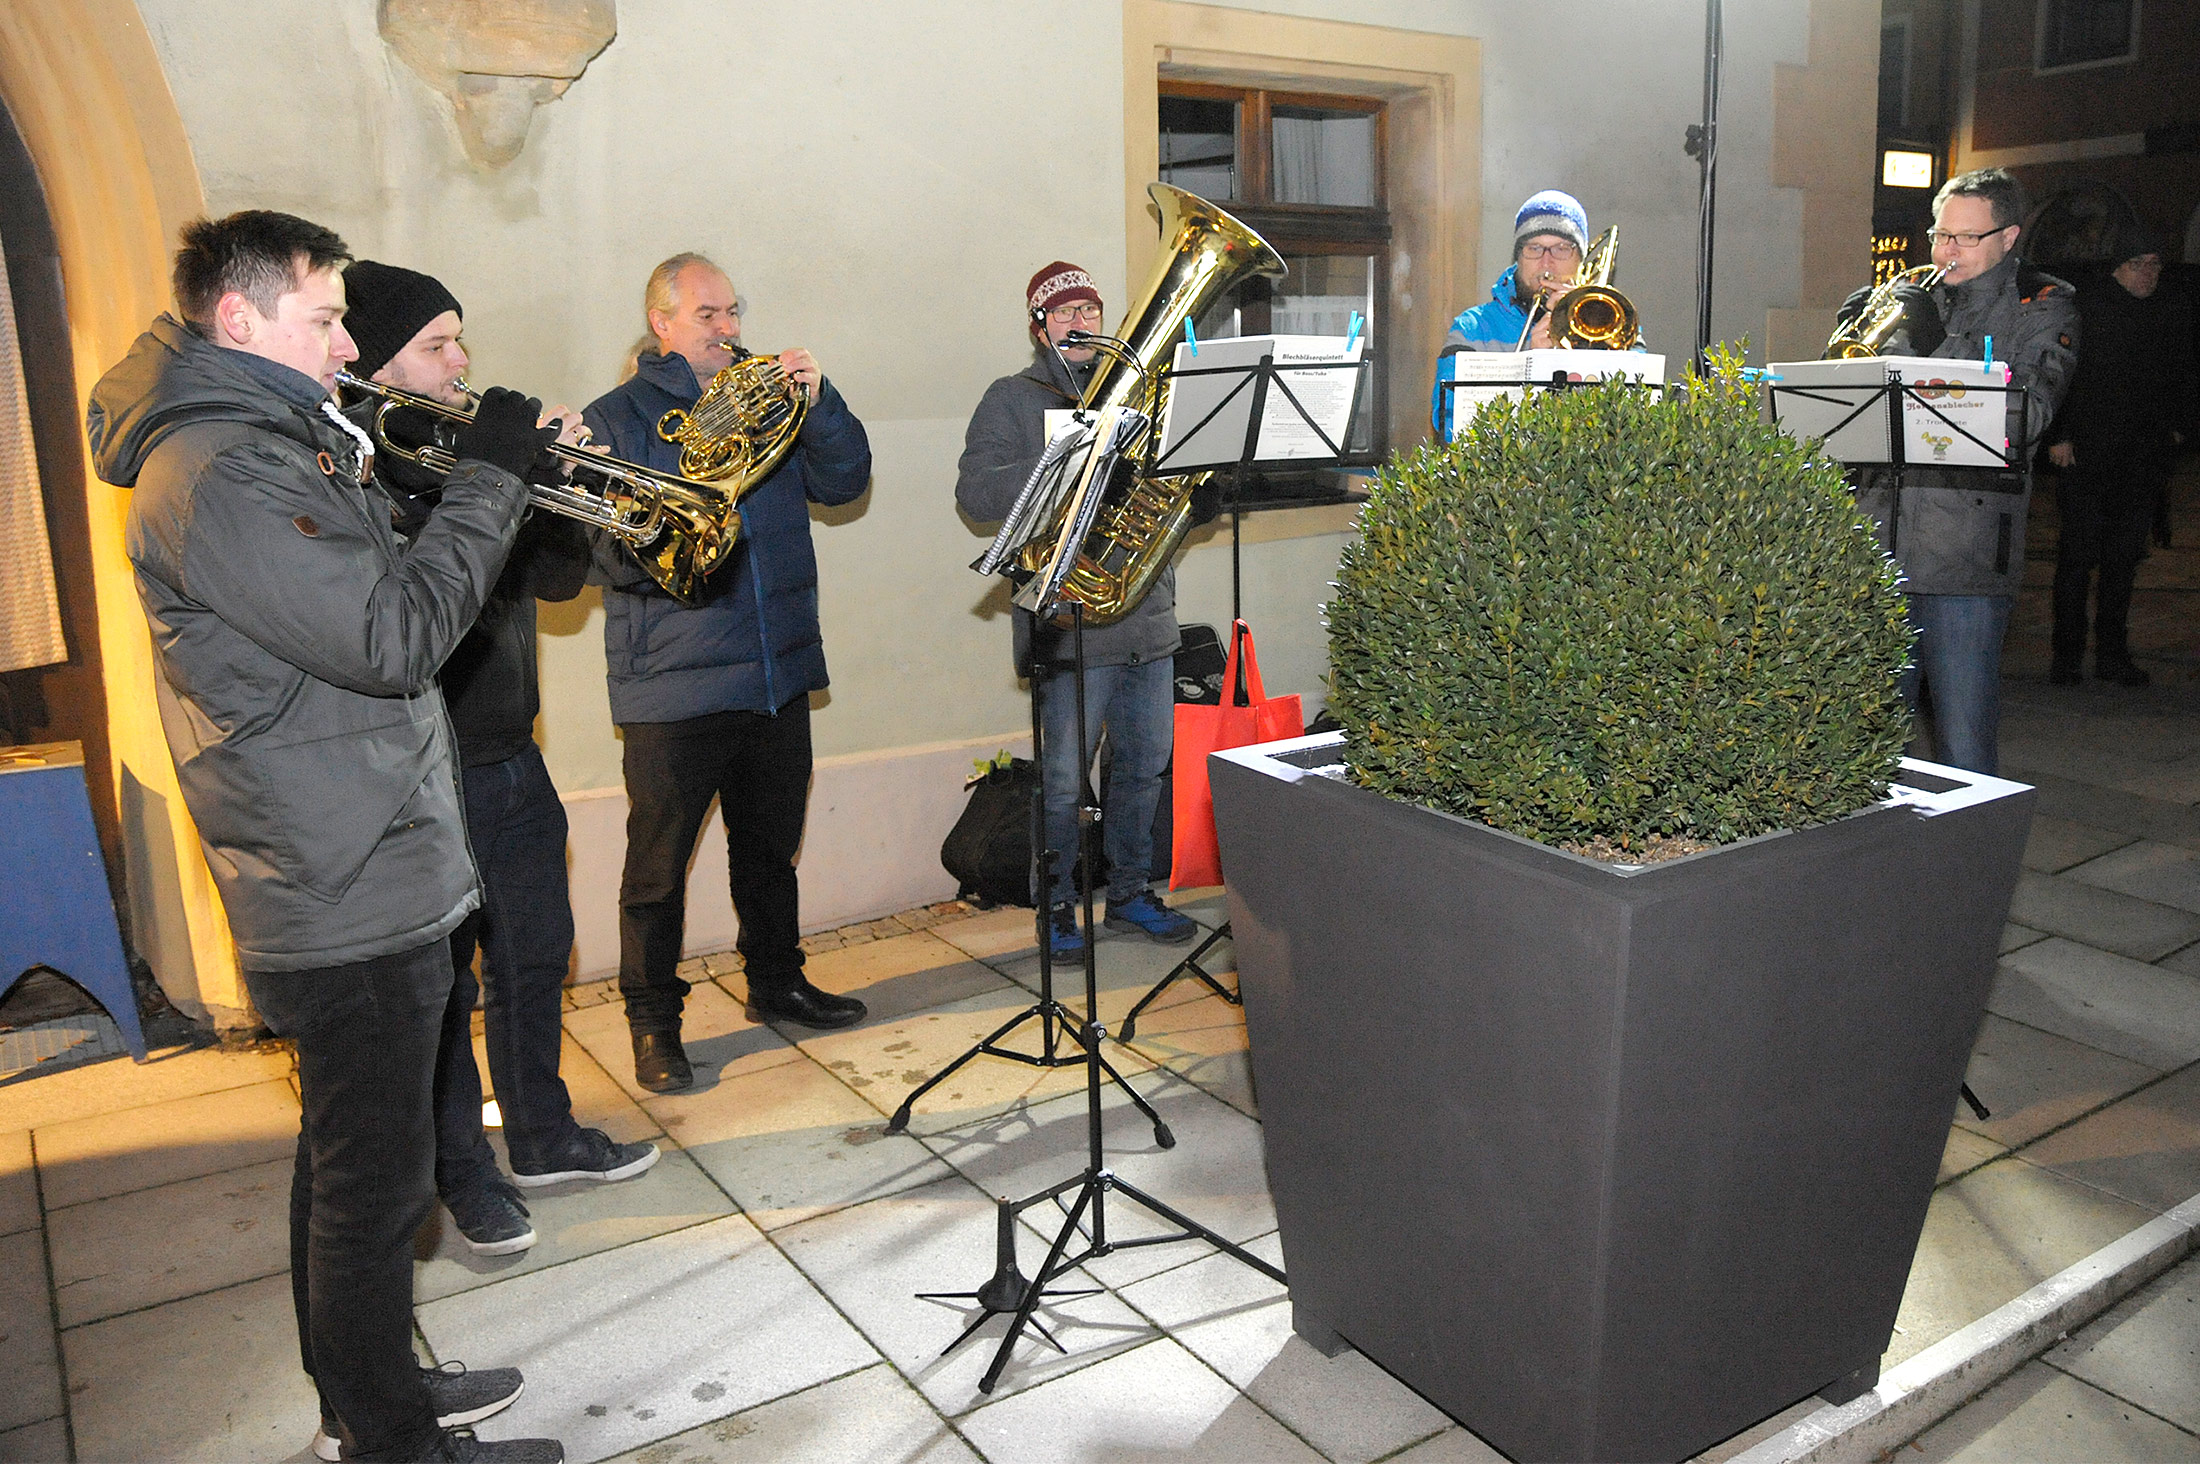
[1430, 265, 1534, 438]
[583, 349, 872, 723]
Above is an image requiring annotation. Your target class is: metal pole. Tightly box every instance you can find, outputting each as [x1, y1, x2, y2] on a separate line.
[1688, 0, 1724, 368]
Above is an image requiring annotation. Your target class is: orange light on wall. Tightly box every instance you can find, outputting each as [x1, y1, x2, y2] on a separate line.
[1882, 150, 1934, 188]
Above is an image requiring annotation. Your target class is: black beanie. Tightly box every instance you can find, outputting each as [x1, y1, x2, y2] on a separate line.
[342, 260, 462, 379]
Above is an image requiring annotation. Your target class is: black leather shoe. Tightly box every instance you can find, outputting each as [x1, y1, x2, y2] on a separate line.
[631, 1031, 693, 1093]
[745, 981, 867, 1030]
[2097, 659, 2152, 687]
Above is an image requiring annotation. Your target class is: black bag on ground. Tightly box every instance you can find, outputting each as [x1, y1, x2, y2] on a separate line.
[941, 758, 1039, 908]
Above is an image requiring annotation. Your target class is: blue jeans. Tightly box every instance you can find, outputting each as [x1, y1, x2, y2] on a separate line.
[1901, 593, 2013, 776]
[1038, 658, 1174, 908]
[247, 941, 448, 1460]
[440, 747, 582, 1179]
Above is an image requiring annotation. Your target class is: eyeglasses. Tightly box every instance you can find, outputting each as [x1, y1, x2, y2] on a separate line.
[1046, 302, 1104, 323]
[1519, 241, 1580, 260]
[1926, 226, 2012, 248]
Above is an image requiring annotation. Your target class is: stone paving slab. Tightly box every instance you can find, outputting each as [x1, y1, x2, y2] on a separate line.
[1885, 1156, 2161, 1369]
[416, 1213, 880, 1464]
[1956, 1012, 2164, 1149]
[0, 1228, 59, 1434]
[1118, 989, 1259, 1118]
[413, 1146, 736, 1305]
[59, 1271, 319, 1464]
[1990, 938, 2200, 1070]
[1901, 1360, 2200, 1462]
[2070, 840, 2200, 917]
[1379, 1426, 1511, 1462]
[645, 1050, 956, 1231]
[769, 1174, 1156, 1415]
[598, 1363, 979, 1464]
[2004, 766, 2200, 854]
[796, 930, 1014, 1027]
[2005, 868, 2200, 961]
[0, 1128, 34, 1237]
[564, 984, 799, 1106]
[2045, 1252, 2200, 1435]
[1119, 1237, 1453, 1464]
[954, 1335, 1329, 1463]
[31, 1077, 299, 1210]
[2022, 1064, 2200, 1216]
[0, 1041, 292, 1132]
[0, 1418, 68, 1464]
[47, 1155, 291, 1328]
[1939, 1126, 2009, 1185]
[2023, 814, 2137, 874]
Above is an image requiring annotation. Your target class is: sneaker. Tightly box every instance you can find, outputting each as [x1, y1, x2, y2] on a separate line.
[1046, 906, 1086, 959]
[1104, 890, 1197, 944]
[510, 1128, 661, 1189]
[444, 1181, 535, 1256]
[312, 1362, 525, 1460]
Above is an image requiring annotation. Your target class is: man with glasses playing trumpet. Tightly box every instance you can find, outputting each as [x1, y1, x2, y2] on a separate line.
[1837, 167, 2078, 774]
[338, 262, 661, 1279]
[582, 253, 873, 1096]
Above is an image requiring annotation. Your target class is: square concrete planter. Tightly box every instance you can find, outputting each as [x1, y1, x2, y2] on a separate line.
[1209, 733, 2033, 1464]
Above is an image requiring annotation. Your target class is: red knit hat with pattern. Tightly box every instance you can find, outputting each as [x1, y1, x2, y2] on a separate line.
[1025, 262, 1101, 330]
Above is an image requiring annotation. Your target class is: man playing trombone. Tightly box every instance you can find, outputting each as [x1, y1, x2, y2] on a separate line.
[338, 262, 660, 1278]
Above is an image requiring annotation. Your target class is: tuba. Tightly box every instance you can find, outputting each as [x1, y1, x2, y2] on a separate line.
[1543, 227, 1639, 350]
[1018, 183, 1288, 625]
[335, 373, 742, 605]
[1824, 264, 1945, 359]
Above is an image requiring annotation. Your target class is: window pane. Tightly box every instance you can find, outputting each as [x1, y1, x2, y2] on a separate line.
[1275, 254, 1377, 455]
[2040, 0, 2134, 67]
[1160, 95, 1239, 201]
[1270, 107, 1376, 207]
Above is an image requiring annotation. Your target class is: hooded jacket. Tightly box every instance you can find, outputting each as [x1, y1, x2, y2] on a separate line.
[954, 349, 1180, 672]
[1853, 252, 2079, 597]
[582, 348, 872, 723]
[87, 315, 529, 971]
[1430, 265, 1536, 438]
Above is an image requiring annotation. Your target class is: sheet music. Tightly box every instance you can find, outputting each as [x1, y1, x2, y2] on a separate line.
[1156, 334, 1365, 471]
[1441, 350, 1667, 440]
[1767, 358, 2011, 468]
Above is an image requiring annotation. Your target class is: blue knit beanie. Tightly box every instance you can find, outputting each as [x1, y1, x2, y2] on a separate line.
[1513, 191, 1589, 258]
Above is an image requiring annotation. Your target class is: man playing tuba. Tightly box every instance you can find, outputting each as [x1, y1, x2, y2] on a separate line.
[583, 253, 872, 1096]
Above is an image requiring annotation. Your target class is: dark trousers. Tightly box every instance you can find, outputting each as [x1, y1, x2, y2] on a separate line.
[618, 703, 812, 1032]
[437, 747, 581, 1177]
[2054, 457, 2165, 669]
[246, 941, 450, 1461]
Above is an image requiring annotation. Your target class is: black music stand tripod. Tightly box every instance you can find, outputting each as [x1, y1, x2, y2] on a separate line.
[1119, 347, 1365, 1041]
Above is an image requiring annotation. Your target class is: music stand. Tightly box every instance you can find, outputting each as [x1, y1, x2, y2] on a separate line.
[1768, 357, 2029, 1126]
[1119, 341, 1369, 1042]
[914, 339, 1307, 1392]
[887, 409, 1174, 1147]
[1436, 348, 1669, 443]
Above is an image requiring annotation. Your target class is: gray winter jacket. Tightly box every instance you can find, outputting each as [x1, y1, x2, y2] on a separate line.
[1853, 253, 2079, 597]
[954, 349, 1180, 672]
[87, 315, 529, 971]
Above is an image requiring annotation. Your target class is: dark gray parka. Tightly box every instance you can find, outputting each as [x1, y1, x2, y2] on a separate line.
[88, 315, 529, 971]
[954, 349, 1180, 672]
[1852, 252, 2079, 597]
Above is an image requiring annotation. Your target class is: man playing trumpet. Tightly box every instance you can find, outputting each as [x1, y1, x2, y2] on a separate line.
[338, 262, 660, 1277]
[583, 253, 873, 1096]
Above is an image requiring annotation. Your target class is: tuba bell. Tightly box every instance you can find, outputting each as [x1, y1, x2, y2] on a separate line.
[1016, 183, 1288, 626]
[1543, 227, 1640, 351]
[1824, 264, 1945, 359]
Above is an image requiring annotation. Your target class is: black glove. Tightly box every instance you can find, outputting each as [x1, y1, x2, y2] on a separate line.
[1189, 478, 1224, 527]
[1834, 283, 1876, 328]
[1888, 281, 1945, 357]
[453, 386, 555, 480]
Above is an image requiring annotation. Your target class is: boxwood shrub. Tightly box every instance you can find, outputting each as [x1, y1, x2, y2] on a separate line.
[1327, 348, 1912, 852]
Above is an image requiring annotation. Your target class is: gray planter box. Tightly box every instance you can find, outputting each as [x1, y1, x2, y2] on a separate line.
[1209, 733, 2033, 1464]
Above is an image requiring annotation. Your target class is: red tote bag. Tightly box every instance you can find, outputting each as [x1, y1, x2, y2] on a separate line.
[1171, 619, 1303, 890]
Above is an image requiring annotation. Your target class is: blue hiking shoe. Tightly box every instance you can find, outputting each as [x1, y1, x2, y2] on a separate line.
[1105, 890, 1197, 944]
[1046, 907, 1086, 959]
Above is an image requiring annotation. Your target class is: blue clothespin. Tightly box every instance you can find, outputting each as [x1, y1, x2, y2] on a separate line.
[1184, 317, 1198, 357]
[1345, 311, 1364, 353]
[1740, 368, 1784, 383]
[1982, 335, 1994, 369]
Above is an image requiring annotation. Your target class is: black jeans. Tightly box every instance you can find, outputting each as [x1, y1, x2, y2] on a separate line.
[246, 941, 450, 1461]
[618, 703, 812, 1032]
[2053, 453, 2165, 668]
[439, 747, 582, 1177]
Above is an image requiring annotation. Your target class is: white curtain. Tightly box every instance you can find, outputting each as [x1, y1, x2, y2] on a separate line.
[1271, 114, 1375, 208]
[0, 227, 65, 674]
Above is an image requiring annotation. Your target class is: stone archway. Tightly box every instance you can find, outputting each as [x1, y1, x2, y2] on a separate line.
[0, 2, 249, 1027]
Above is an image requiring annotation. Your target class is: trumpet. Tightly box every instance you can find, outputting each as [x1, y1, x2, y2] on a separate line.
[334, 372, 743, 604]
[1824, 265, 1945, 359]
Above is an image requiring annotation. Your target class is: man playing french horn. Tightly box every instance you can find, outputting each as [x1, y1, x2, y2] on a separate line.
[583, 253, 873, 1096]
